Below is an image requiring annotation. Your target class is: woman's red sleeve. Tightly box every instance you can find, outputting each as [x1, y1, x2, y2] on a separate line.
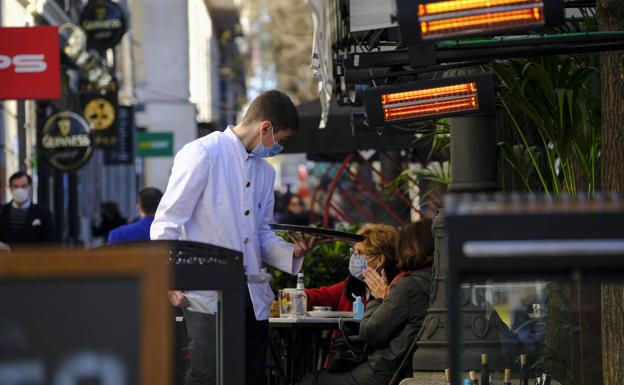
[304, 281, 346, 310]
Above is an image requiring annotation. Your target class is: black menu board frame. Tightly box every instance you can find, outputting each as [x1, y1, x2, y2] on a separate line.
[0, 245, 171, 385]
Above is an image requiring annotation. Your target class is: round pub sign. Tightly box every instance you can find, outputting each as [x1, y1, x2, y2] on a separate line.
[84, 97, 116, 130]
[80, 0, 127, 50]
[42, 111, 94, 171]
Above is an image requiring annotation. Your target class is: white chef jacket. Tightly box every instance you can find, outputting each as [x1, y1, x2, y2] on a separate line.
[150, 127, 302, 320]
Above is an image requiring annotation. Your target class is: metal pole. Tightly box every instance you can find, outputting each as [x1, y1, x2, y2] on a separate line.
[450, 112, 499, 385]
[0, 101, 5, 203]
[448, 115, 499, 193]
[410, 112, 502, 385]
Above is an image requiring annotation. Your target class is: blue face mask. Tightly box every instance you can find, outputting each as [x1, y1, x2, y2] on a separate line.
[251, 126, 284, 158]
[348, 252, 368, 281]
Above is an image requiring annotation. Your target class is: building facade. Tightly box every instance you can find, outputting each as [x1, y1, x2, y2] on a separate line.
[1, 0, 245, 246]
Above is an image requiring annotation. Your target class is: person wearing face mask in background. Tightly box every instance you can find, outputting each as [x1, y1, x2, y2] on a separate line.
[299, 223, 400, 381]
[301, 219, 433, 385]
[349, 223, 400, 288]
[151, 90, 320, 385]
[0, 171, 56, 247]
[303, 223, 398, 362]
[306, 224, 399, 317]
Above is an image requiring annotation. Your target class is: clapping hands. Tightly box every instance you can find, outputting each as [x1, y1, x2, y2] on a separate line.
[363, 267, 388, 300]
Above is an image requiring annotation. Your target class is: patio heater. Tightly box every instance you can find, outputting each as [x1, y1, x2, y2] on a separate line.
[363, 70, 503, 383]
[395, 0, 565, 67]
[362, 73, 495, 128]
[384, 1, 564, 380]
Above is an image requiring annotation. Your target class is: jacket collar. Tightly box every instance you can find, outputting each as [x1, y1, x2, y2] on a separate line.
[224, 126, 256, 160]
[11, 199, 32, 209]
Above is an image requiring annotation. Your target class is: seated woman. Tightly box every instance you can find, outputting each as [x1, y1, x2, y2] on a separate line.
[302, 219, 434, 385]
[305, 223, 400, 315]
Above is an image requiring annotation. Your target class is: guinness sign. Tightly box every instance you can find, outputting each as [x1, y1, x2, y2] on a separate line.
[80, 0, 127, 50]
[42, 111, 94, 171]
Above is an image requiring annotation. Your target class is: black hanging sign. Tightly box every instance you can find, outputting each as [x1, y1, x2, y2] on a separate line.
[80, 0, 127, 50]
[41, 111, 94, 171]
[105, 106, 135, 164]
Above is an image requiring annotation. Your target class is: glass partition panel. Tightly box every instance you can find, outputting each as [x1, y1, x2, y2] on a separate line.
[454, 276, 616, 385]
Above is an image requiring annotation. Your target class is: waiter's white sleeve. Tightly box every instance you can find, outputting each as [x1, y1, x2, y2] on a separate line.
[150, 141, 210, 240]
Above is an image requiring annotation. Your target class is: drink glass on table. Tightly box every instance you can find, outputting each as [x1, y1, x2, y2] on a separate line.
[279, 288, 296, 317]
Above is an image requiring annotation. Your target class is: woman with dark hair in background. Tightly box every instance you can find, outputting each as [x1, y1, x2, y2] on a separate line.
[92, 201, 127, 242]
[281, 194, 310, 226]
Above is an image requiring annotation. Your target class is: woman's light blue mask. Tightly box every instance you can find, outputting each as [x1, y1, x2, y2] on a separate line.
[251, 126, 284, 158]
[348, 252, 368, 281]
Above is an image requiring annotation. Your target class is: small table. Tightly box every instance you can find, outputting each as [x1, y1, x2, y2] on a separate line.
[269, 316, 360, 327]
[268, 317, 361, 384]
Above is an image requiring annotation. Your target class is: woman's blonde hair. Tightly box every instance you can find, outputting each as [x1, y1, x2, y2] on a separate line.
[356, 223, 398, 262]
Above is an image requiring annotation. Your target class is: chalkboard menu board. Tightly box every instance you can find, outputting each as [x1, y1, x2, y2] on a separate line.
[0, 245, 171, 385]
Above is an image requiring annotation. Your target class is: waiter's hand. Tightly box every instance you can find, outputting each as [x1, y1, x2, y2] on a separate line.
[363, 268, 388, 300]
[289, 233, 332, 258]
[167, 290, 191, 308]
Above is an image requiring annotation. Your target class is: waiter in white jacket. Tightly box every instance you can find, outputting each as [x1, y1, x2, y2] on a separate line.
[151, 90, 314, 385]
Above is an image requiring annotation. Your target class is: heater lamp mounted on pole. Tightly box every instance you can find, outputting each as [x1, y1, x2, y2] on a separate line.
[363, 73, 495, 128]
[396, 0, 565, 44]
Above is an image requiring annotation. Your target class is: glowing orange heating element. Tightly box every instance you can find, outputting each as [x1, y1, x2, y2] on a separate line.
[381, 82, 480, 121]
[419, 0, 541, 16]
[421, 8, 543, 36]
[417, 0, 545, 38]
[381, 83, 477, 105]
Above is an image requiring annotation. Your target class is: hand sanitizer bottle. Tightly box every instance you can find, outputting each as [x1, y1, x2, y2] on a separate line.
[352, 296, 364, 319]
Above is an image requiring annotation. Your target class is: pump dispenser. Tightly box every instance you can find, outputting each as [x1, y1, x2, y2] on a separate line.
[353, 296, 364, 319]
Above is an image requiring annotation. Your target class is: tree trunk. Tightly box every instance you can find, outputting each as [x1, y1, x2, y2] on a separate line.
[601, 284, 624, 385]
[597, 2, 624, 192]
[597, 1, 624, 384]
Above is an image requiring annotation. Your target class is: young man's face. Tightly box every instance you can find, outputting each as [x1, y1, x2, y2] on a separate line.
[273, 128, 294, 146]
[9, 175, 32, 204]
[259, 120, 294, 148]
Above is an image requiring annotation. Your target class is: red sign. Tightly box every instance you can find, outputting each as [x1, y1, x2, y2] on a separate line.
[0, 27, 61, 100]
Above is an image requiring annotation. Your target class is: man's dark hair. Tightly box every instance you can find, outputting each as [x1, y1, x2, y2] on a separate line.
[138, 187, 163, 215]
[8, 171, 32, 186]
[240, 90, 299, 132]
